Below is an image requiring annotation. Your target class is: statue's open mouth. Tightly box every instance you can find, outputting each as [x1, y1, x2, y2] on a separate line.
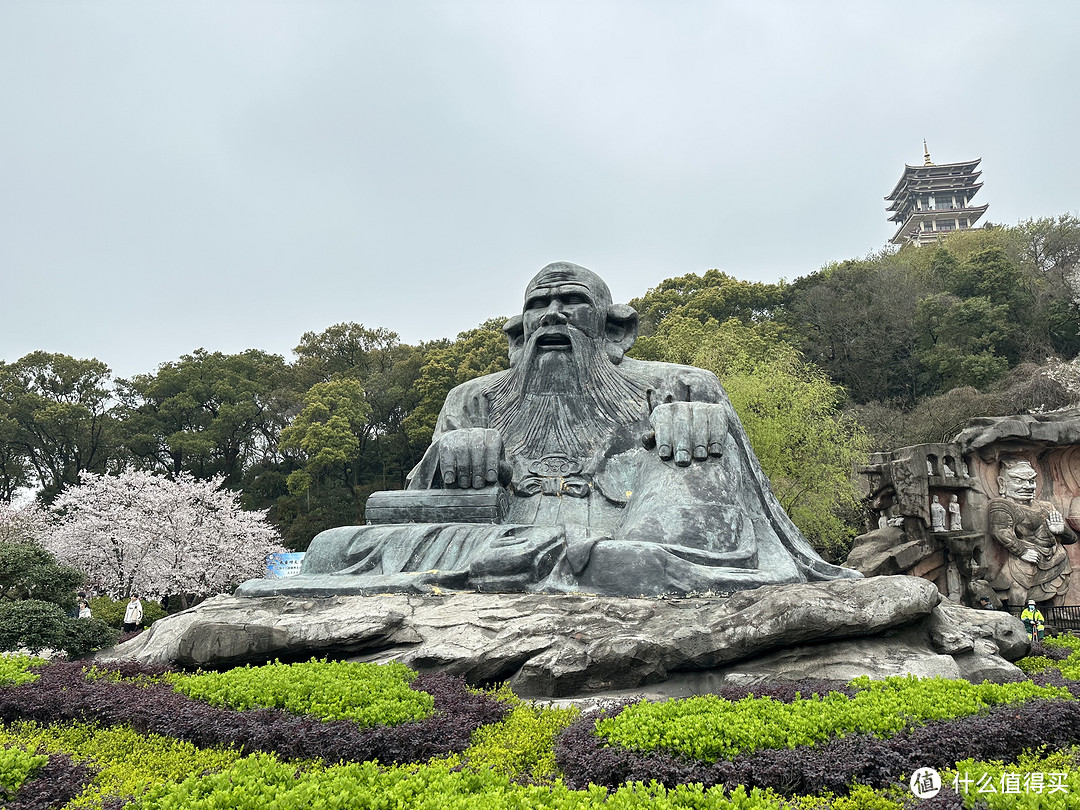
[536, 332, 572, 351]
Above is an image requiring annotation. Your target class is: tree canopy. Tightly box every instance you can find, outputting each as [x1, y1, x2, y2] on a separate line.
[3, 214, 1079, 552]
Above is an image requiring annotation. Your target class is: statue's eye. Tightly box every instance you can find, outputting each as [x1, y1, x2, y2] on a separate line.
[562, 293, 589, 305]
[526, 296, 549, 310]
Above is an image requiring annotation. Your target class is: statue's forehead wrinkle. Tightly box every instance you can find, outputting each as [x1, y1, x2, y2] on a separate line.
[526, 281, 593, 298]
[525, 262, 612, 304]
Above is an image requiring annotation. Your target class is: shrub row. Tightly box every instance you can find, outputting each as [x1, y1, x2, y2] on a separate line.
[0, 655, 43, 687]
[0, 743, 47, 798]
[939, 748, 1080, 810]
[0, 600, 118, 657]
[1, 720, 241, 809]
[1019, 634, 1080, 680]
[441, 699, 581, 782]
[558, 697, 1080, 795]
[2, 751, 95, 810]
[0, 660, 507, 766]
[595, 676, 1070, 762]
[166, 659, 434, 727]
[124, 751, 794, 810]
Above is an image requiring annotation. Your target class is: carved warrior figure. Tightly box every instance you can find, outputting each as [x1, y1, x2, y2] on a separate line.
[238, 262, 859, 597]
[986, 458, 1076, 606]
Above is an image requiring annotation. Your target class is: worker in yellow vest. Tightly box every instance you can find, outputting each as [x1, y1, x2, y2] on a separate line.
[1021, 599, 1045, 642]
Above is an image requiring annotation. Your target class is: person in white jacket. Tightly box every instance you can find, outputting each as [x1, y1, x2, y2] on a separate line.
[122, 596, 143, 632]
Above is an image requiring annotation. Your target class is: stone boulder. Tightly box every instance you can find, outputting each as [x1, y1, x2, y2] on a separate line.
[95, 575, 1030, 699]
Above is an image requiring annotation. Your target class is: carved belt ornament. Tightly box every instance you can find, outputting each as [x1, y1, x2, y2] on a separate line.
[515, 455, 591, 498]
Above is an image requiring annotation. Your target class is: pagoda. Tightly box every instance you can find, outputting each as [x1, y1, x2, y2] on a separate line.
[884, 142, 989, 245]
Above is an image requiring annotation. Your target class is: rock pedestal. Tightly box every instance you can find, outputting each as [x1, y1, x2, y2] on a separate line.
[94, 575, 1030, 700]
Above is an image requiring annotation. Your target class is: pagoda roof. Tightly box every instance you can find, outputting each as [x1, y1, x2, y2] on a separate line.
[885, 158, 983, 201]
[889, 204, 989, 244]
[885, 181, 984, 212]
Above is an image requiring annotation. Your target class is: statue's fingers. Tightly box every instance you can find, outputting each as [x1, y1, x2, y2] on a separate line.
[483, 429, 502, 484]
[707, 406, 727, 457]
[468, 430, 487, 489]
[673, 404, 692, 467]
[449, 434, 471, 488]
[439, 436, 460, 486]
[652, 405, 674, 460]
[691, 405, 710, 460]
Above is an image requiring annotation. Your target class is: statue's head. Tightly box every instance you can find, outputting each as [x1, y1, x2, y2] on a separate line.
[998, 458, 1038, 503]
[503, 262, 639, 366]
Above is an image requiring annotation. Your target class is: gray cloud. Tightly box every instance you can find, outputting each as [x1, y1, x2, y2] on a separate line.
[2, 1, 1077, 378]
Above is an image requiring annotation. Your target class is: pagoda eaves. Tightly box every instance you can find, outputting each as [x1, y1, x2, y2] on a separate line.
[884, 152, 988, 245]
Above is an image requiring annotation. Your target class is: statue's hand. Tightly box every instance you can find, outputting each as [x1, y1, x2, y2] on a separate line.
[438, 428, 507, 489]
[1021, 548, 1040, 563]
[1047, 510, 1066, 534]
[643, 402, 728, 467]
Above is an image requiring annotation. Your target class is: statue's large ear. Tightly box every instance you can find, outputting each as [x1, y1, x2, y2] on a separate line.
[604, 304, 638, 364]
[503, 315, 525, 365]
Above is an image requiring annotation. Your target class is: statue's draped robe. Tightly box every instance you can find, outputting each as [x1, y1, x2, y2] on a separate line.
[238, 358, 858, 597]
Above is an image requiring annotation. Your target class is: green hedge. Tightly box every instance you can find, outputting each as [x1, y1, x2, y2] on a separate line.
[0, 743, 48, 800]
[441, 699, 581, 781]
[166, 659, 435, 726]
[125, 753, 793, 810]
[88, 597, 166, 629]
[595, 676, 1070, 762]
[0, 720, 243, 809]
[0, 655, 43, 687]
[0, 600, 116, 658]
[943, 748, 1080, 809]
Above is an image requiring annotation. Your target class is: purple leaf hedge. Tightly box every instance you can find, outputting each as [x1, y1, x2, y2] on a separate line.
[6, 752, 95, 810]
[555, 696, 1080, 795]
[0, 661, 508, 766]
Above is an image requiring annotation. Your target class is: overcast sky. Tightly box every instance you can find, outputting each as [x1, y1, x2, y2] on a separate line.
[2, 2, 1078, 380]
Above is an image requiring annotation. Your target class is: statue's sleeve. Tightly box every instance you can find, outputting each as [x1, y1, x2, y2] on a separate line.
[988, 501, 1024, 556]
[621, 358, 725, 407]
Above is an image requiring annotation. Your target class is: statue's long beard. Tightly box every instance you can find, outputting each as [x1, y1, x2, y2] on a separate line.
[486, 330, 647, 459]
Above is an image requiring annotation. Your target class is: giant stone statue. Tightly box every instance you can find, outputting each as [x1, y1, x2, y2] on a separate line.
[238, 262, 859, 598]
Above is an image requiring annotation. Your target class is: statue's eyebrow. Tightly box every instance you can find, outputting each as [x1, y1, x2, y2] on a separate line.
[524, 284, 594, 308]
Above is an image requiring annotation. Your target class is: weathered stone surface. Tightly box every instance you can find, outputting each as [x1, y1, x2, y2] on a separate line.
[95, 575, 1025, 698]
[931, 599, 1030, 661]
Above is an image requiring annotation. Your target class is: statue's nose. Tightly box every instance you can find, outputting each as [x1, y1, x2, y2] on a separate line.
[540, 302, 569, 326]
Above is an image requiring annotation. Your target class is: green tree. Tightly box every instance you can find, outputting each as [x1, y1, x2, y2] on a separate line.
[914, 293, 1015, 391]
[0, 353, 118, 502]
[629, 269, 786, 332]
[118, 349, 295, 486]
[401, 319, 511, 450]
[293, 323, 427, 489]
[280, 379, 373, 512]
[784, 259, 932, 405]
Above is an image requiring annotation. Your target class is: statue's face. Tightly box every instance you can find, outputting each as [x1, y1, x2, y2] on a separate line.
[1001, 463, 1038, 503]
[522, 280, 606, 351]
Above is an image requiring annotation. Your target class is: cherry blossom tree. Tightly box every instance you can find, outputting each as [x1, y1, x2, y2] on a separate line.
[0, 501, 51, 545]
[46, 471, 283, 599]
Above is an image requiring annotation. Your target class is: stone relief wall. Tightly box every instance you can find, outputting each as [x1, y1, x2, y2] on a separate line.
[848, 410, 1080, 609]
